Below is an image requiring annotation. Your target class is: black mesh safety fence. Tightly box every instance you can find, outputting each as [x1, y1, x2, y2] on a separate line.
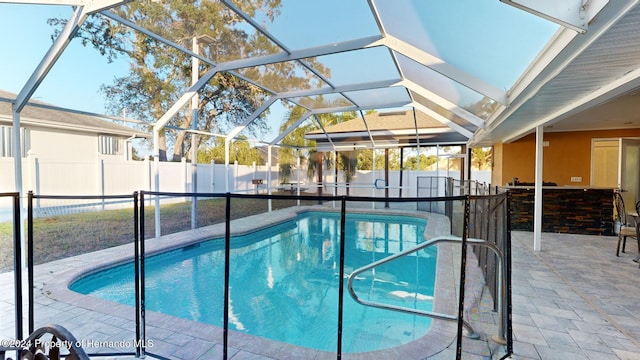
[225, 194, 338, 359]
[458, 192, 512, 360]
[8, 187, 512, 360]
[139, 191, 227, 359]
[342, 196, 467, 359]
[26, 192, 139, 358]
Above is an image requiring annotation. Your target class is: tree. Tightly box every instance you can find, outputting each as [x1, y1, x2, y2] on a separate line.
[277, 106, 309, 183]
[50, 1, 326, 161]
[357, 149, 374, 170]
[374, 149, 401, 170]
[338, 151, 357, 195]
[131, 146, 142, 161]
[464, 96, 500, 121]
[197, 136, 262, 166]
[275, 107, 349, 182]
[403, 155, 419, 170]
[471, 147, 492, 170]
[402, 154, 438, 170]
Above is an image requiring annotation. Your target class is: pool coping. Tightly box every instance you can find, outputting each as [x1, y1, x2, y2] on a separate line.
[40, 205, 476, 359]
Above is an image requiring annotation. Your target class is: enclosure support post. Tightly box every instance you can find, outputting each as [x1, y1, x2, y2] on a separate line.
[417, 141, 421, 172]
[225, 139, 230, 193]
[11, 7, 88, 303]
[252, 161, 258, 194]
[534, 126, 544, 251]
[267, 146, 272, 212]
[12, 110, 27, 306]
[234, 160, 239, 193]
[436, 145, 440, 179]
[385, 148, 389, 208]
[333, 151, 338, 208]
[153, 130, 161, 238]
[296, 148, 301, 206]
[317, 151, 323, 198]
[191, 36, 200, 230]
[182, 157, 188, 201]
[399, 147, 404, 198]
[372, 150, 376, 208]
[191, 151, 198, 230]
[210, 160, 215, 193]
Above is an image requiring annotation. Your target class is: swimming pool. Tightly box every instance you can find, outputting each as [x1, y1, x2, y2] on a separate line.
[71, 211, 437, 353]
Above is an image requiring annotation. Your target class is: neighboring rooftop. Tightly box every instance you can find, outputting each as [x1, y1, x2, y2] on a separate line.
[305, 110, 467, 151]
[0, 90, 149, 138]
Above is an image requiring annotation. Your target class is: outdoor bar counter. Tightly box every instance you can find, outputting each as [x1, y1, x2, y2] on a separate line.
[507, 186, 615, 235]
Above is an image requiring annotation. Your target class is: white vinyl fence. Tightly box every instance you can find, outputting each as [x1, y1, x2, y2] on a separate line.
[0, 154, 491, 220]
[0, 155, 279, 196]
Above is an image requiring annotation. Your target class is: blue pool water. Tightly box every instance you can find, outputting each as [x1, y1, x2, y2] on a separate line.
[71, 211, 437, 353]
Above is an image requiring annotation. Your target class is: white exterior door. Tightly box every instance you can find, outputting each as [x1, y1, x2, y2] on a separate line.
[620, 138, 640, 207]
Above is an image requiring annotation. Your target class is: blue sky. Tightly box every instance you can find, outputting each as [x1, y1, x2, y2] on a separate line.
[0, 4, 129, 114]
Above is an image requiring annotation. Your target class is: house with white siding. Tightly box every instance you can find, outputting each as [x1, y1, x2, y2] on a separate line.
[0, 89, 151, 196]
[0, 89, 149, 162]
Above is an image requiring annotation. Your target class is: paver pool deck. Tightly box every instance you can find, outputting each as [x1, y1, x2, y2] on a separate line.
[2, 209, 640, 359]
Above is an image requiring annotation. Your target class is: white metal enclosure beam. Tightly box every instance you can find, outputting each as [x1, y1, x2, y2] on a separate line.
[100, 10, 215, 67]
[312, 114, 337, 152]
[12, 5, 88, 230]
[277, 99, 414, 148]
[14, 6, 87, 112]
[226, 96, 279, 140]
[411, 102, 474, 139]
[270, 111, 313, 145]
[212, 35, 383, 73]
[499, 0, 609, 34]
[309, 101, 411, 116]
[282, 80, 401, 99]
[221, 0, 291, 54]
[153, 69, 219, 132]
[6, 3, 122, 330]
[0, 0, 83, 4]
[376, 34, 507, 105]
[534, 125, 544, 251]
[0, 0, 127, 12]
[400, 79, 485, 129]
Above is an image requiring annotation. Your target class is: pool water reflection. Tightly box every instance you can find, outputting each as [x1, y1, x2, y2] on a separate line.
[71, 211, 437, 353]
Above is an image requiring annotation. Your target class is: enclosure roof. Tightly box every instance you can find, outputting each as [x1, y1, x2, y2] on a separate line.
[307, 111, 447, 135]
[305, 110, 467, 150]
[4, 0, 640, 150]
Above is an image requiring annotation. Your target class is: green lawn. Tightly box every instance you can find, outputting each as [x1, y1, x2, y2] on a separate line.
[0, 195, 322, 273]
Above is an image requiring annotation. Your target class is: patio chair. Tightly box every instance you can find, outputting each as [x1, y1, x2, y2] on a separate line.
[613, 192, 640, 257]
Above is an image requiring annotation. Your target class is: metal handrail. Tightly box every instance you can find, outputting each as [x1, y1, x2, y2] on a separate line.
[347, 235, 506, 341]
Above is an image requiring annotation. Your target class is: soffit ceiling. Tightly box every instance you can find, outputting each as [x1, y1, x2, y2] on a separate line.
[475, 1, 640, 145]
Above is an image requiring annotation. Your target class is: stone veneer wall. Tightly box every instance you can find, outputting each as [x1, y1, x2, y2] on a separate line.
[509, 188, 615, 235]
